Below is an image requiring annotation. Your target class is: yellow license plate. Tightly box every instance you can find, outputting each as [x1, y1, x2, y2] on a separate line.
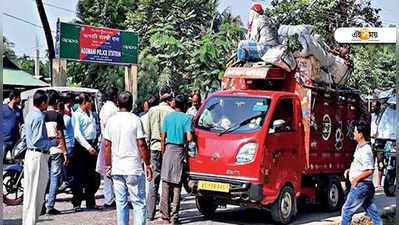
[198, 180, 230, 193]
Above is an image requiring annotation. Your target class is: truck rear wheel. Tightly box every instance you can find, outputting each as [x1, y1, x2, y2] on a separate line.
[271, 186, 296, 224]
[321, 176, 344, 211]
[195, 196, 217, 217]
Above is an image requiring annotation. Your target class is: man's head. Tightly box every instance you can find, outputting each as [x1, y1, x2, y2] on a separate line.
[192, 93, 201, 110]
[144, 96, 159, 112]
[371, 100, 381, 113]
[33, 90, 48, 111]
[118, 91, 133, 112]
[78, 93, 92, 111]
[159, 86, 172, 103]
[354, 121, 370, 143]
[8, 91, 21, 106]
[104, 87, 118, 103]
[248, 3, 264, 28]
[174, 94, 187, 111]
[47, 89, 61, 108]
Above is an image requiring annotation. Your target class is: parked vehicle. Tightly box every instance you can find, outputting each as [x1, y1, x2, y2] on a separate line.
[185, 65, 369, 224]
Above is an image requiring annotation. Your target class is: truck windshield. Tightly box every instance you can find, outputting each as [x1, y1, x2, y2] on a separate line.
[196, 96, 271, 133]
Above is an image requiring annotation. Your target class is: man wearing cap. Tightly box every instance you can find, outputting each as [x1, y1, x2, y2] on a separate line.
[145, 86, 174, 221]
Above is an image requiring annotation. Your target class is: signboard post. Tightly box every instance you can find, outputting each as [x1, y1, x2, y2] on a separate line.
[54, 22, 139, 100]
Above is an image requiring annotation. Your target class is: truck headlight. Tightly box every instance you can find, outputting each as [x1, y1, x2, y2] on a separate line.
[236, 143, 257, 164]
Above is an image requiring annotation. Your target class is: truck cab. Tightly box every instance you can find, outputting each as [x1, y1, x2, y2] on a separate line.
[186, 67, 306, 224]
[186, 65, 365, 224]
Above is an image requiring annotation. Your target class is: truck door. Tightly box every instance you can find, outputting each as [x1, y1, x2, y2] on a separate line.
[265, 97, 303, 200]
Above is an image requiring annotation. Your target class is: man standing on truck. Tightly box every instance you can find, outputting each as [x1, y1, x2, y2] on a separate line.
[157, 95, 192, 225]
[146, 86, 174, 221]
[341, 121, 382, 225]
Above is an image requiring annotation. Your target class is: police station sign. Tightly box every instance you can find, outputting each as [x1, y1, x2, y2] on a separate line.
[56, 22, 138, 64]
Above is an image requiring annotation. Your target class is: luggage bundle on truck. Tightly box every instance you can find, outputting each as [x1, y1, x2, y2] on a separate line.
[185, 60, 369, 224]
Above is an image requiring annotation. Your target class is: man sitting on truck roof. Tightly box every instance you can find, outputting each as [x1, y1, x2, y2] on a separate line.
[340, 121, 382, 225]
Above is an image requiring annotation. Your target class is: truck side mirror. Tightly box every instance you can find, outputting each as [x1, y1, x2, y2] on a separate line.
[269, 119, 286, 134]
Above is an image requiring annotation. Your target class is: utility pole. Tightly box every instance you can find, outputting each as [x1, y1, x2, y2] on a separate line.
[34, 36, 40, 79]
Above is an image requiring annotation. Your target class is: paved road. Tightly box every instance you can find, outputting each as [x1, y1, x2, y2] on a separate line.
[3, 181, 395, 225]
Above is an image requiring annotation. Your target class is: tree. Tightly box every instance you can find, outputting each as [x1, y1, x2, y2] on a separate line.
[17, 55, 50, 78]
[127, 1, 244, 108]
[3, 37, 17, 60]
[265, 0, 381, 45]
[35, 0, 55, 80]
[349, 44, 396, 94]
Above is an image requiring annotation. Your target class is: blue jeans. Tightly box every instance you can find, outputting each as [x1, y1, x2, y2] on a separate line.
[104, 175, 115, 205]
[47, 153, 64, 209]
[341, 182, 383, 225]
[2, 140, 15, 161]
[61, 147, 74, 184]
[113, 174, 146, 225]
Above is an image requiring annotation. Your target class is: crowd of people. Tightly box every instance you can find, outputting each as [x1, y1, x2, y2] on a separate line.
[1, 88, 391, 225]
[2, 87, 202, 225]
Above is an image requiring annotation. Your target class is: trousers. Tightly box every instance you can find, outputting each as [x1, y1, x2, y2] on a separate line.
[23, 150, 49, 225]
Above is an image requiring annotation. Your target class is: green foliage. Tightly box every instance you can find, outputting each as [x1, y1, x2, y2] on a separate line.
[349, 44, 396, 94]
[266, 0, 381, 45]
[187, 23, 245, 93]
[3, 37, 17, 60]
[17, 56, 50, 78]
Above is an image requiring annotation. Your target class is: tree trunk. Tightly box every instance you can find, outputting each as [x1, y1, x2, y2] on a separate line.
[35, 0, 55, 83]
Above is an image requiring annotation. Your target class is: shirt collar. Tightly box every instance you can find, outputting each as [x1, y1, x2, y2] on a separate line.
[33, 107, 42, 113]
[159, 102, 169, 106]
[357, 142, 369, 149]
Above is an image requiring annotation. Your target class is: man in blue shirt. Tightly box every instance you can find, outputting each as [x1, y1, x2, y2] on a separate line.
[158, 95, 192, 225]
[2, 91, 23, 162]
[71, 93, 99, 212]
[23, 90, 59, 225]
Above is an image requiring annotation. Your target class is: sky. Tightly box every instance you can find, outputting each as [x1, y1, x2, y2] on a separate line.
[3, 0, 398, 59]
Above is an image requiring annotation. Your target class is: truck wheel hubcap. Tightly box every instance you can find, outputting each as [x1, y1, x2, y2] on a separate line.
[329, 184, 339, 206]
[281, 192, 292, 218]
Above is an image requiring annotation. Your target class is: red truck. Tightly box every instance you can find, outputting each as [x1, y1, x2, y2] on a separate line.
[185, 65, 369, 224]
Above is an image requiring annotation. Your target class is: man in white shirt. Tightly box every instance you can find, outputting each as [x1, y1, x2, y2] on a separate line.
[96, 87, 119, 208]
[341, 121, 382, 225]
[104, 91, 152, 225]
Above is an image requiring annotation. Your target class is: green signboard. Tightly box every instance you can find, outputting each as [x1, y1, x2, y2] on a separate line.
[56, 22, 138, 65]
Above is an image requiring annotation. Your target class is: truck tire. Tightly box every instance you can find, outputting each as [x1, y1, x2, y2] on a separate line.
[195, 196, 217, 217]
[384, 170, 396, 197]
[321, 176, 344, 211]
[271, 186, 296, 224]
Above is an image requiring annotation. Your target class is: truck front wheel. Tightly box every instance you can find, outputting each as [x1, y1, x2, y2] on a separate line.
[321, 176, 344, 211]
[195, 196, 217, 217]
[271, 186, 296, 224]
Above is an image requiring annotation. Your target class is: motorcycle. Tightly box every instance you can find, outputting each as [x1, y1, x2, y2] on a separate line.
[383, 139, 396, 196]
[3, 140, 101, 205]
[3, 159, 24, 205]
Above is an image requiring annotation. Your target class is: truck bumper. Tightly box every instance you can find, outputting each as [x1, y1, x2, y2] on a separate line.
[187, 173, 263, 203]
